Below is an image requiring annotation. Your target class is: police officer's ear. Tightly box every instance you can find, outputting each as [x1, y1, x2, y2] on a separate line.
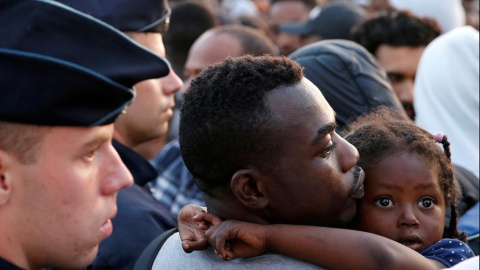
[231, 168, 269, 210]
[0, 150, 12, 205]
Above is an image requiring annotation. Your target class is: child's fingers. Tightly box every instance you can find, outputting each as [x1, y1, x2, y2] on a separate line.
[216, 248, 237, 261]
[193, 212, 223, 226]
[181, 238, 208, 253]
[212, 236, 238, 261]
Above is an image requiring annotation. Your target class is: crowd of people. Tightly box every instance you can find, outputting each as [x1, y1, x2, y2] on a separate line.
[0, 0, 478, 269]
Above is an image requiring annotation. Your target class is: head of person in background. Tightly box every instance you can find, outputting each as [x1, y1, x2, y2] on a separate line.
[55, 0, 182, 269]
[267, 0, 317, 55]
[389, 0, 466, 34]
[414, 26, 479, 179]
[0, 0, 171, 268]
[133, 0, 216, 159]
[163, 0, 216, 81]
[183, 24, 277, 91]
[352, 10, 441, 120]
[279, 2, 366, 55]
[59, 0, 183, 149]
[462, 0, 479, 30]
[357, 0, 393, 17]
[289, 39, 406, 132]
[237, 14, 272, 36]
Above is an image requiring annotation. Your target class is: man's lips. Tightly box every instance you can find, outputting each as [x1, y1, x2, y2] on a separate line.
[351, 167, 365, 199]
[100, 209, 117, 239]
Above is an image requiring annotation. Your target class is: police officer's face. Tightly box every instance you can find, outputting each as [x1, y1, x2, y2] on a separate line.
[114, 32, 183, 148]
[3, 125, 133, 269]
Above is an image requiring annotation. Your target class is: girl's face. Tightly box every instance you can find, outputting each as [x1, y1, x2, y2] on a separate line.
[357, 152, 446, 253]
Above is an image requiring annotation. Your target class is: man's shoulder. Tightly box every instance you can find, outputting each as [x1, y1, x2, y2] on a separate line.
[152, 233, 325, 269]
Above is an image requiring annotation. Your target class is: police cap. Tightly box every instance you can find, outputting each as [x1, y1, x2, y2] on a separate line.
[0, 0, 170, 126]
[57, 0, 171, 33]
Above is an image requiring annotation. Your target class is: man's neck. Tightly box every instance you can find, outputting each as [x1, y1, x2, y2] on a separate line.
[205, 195, 271, 226]
[0, 229, 32, 270]
[112, 129, 135, 149]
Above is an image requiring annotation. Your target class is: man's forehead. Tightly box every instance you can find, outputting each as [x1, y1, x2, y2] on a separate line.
[267, 77, 334, 120]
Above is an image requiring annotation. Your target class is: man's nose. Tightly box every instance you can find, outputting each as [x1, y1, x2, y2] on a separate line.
[101, 146, 133, 195]
[162, 68, 183, 95]
[339, 136, 359, 173]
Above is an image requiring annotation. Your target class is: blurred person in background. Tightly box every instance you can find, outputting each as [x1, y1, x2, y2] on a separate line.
[57, 0, 183, 268]
[389, 0, 466, 33]
[414, 25, 480, 255]
[279, 2, 366, 55]
[352, 10, 441, 120]
[267, 0, 317, 55]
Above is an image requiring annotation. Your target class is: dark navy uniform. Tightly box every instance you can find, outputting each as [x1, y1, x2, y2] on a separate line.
[0, 257, 24, 270]
[88, 141, 176, 270]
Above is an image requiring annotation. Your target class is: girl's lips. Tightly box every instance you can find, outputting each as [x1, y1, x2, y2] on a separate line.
[398, 234, 423, 252]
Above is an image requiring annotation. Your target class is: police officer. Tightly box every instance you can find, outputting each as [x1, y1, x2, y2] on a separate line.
[0, 0, 171, 269]
[56, 1, 183, 269]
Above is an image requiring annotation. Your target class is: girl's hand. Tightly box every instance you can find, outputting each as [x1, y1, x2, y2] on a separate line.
[203, 219, 269, 260]
[177, 204, 218, 252]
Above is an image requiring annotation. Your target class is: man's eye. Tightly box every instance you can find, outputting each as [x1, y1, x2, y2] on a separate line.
[387, 74, 404, 84]
[85, 150, 96, 160]
[319, 142, 334, 158]
[375, 197, 394, 208]
[418, 197, 435, 209]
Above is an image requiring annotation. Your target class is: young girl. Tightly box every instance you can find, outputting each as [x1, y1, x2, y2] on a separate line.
[180, 108, 475, 269]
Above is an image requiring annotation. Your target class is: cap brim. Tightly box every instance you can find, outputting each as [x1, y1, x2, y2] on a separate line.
[279, 21, 311, 36]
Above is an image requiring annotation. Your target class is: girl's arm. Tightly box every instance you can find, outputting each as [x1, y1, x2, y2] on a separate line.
[203, 217, 440, 270]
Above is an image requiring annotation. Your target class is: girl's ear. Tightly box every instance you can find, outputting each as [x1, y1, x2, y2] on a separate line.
[0, 150, 13, 205]
[231, 168, 269, 210]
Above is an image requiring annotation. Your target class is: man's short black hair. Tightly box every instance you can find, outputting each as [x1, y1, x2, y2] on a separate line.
[179, 55, 303, 196]
[352, 10, 441, 55]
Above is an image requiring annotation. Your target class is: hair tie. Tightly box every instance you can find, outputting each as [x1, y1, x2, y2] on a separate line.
[432, 132, 444, 143]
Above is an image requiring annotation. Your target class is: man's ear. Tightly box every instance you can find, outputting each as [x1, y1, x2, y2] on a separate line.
[231, 169, 268, 210]
[0, 150, 13, 205]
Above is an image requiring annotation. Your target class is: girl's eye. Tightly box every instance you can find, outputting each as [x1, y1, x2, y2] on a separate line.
[418, 197, 435, 209]
[375, 197, 394, 208]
